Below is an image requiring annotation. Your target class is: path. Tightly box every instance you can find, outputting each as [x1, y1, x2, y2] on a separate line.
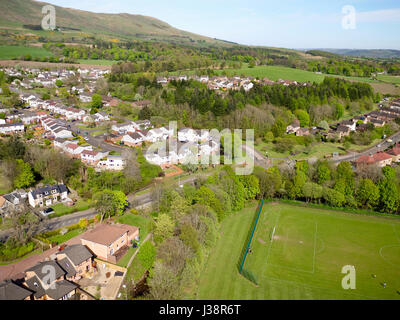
[115, 233, 152, 300]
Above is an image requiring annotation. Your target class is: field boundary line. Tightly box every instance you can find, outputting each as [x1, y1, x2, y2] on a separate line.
[312, 222, 318, 274]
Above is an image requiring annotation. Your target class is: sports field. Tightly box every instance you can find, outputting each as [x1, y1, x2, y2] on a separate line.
[197, 203, 400, 300]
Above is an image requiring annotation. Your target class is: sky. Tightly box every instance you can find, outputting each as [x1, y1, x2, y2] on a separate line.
[41, 0, 400, 49]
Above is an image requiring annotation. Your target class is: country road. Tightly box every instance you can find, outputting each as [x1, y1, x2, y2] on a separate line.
[332, 131, 400, 163]
[0, 171, 209, 242]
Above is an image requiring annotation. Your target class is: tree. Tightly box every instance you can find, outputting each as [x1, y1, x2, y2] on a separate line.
[14, 160, 35, 189]
[302, 182, 323, 203]
[239, 175, 260, 200]
[91, 93, 103, 108]
[294, 109, 310, 127]
[323, 187, 345, 207]
[317, 162, 331, 184]
[149, 261, 181, 300]
[271, 118, 286, 138]
[55, 80, 63, 87]
[356, 179, 380, 209]
[78, 218, 89, 229]
[94, 190, 118, 222]
[379, 179, 399, 213]
[113, 190, 128, 215]
[154, 213, 175, 243]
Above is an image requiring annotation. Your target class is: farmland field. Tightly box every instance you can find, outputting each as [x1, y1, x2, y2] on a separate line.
[210, 65, 377, 84]
[197, 203, 400, 300]
[0, 45, 53, 60]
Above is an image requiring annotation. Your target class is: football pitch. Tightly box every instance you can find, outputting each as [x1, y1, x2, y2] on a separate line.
[197, 203, 400, 300]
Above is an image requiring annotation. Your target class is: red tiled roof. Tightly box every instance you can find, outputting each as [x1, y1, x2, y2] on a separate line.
[373, 152, 392, 162]
[81, 150, 98, 156]
[65, 143, 79, 150]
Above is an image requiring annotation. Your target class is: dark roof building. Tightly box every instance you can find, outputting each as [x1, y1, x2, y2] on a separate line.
[0, 280, 32, 300]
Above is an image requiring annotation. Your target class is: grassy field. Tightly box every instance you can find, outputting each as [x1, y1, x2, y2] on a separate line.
[77, 59, 116, 66]
[116, 214, 151, 239]
[197, 203, 400, 300]
[209, 65, 376, 84]
[0, 45, 53, 60]
[377, 74, 400, 85]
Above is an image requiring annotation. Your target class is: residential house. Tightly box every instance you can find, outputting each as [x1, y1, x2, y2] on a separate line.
[80, 224, 139, 264]
[24, 261, 77, 300]
[388, 145, 400, 162]
[355, 152, 393, 168]
[296, 127, 310, 137]
[340, 119, 357, 132]
[28, 184, 69, 208]
[0, 280, 32, 300]
[0, 123, 24, 134]
[336, 125, 351, 139]
[97, 155, 125, 171]
[286, 120, 301, 134]
[81, 150, 109, 166]
[0, 190, 27, 218]
[121, 132, 145, 147]
[55, 245, 94, 282]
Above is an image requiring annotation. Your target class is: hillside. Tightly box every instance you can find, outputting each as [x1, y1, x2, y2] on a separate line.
[319, 49, 400, 59]
[0, 0, 227, 45]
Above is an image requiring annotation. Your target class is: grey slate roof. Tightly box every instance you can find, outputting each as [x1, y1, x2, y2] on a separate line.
[0, 280, 32, 300]
[57, 257, 77, 278]
[30, 184, 68, 200]
[25, 260, 66, 281]
[57, 244, 93, 266]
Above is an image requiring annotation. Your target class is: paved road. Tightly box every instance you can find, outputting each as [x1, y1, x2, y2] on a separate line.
[332, 131, 400, 163]
[242, 144, 271, 169]
[0, 172, 206, 242]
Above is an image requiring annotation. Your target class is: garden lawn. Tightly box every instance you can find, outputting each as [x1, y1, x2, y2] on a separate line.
[117, 214, 151, 239]
[197, 203, 400, 300]
[47, 228, 83, 245]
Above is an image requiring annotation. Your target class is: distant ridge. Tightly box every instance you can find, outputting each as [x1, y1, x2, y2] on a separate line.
[0, 0, 229, 45]
[310, 49, 400, 59]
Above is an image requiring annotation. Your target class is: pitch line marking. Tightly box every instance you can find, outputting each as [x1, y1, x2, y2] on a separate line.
[312, 222, 318, 274]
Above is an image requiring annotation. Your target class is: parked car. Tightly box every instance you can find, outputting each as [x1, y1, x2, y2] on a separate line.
[40, 208, 54, 217]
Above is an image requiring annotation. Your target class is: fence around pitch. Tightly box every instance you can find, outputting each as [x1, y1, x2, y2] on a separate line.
[237, 199, 265, 284]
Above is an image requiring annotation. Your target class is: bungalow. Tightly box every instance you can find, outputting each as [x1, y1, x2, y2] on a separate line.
[387, 145, 400, 162]
[286, 120, 301, 134]
[28, 184, 69, 208]
[55, 244, 94, 282]
[65, 108, 86, 121]
[370, 119, 385, 127]
[79, 93, 92, 103]
[121, 132, 145, 147]
[80, 223, 139, 264]
[296, 127, 310, 137]
[156, 77, 168, 85]
[92, 112, 110, 123]
[178, 128, 200, 142]
[112, 123, 135, 135]
[144, 127, 171, 143]
[355, 152, 393, 168]
[132, 120, 153, 131]
[131, 100, 151, 108]
[0, 123, 24, 134]
[24, 261, 77, 300]
[97, 155, 125, 171]
[0, 190, 28, 218]
[81, 150, 109, 165]
[340, 119, 356, 132]
[336, 125, 351, 139]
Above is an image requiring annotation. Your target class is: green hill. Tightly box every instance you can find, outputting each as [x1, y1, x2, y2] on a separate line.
[0, 0, 226, 45]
